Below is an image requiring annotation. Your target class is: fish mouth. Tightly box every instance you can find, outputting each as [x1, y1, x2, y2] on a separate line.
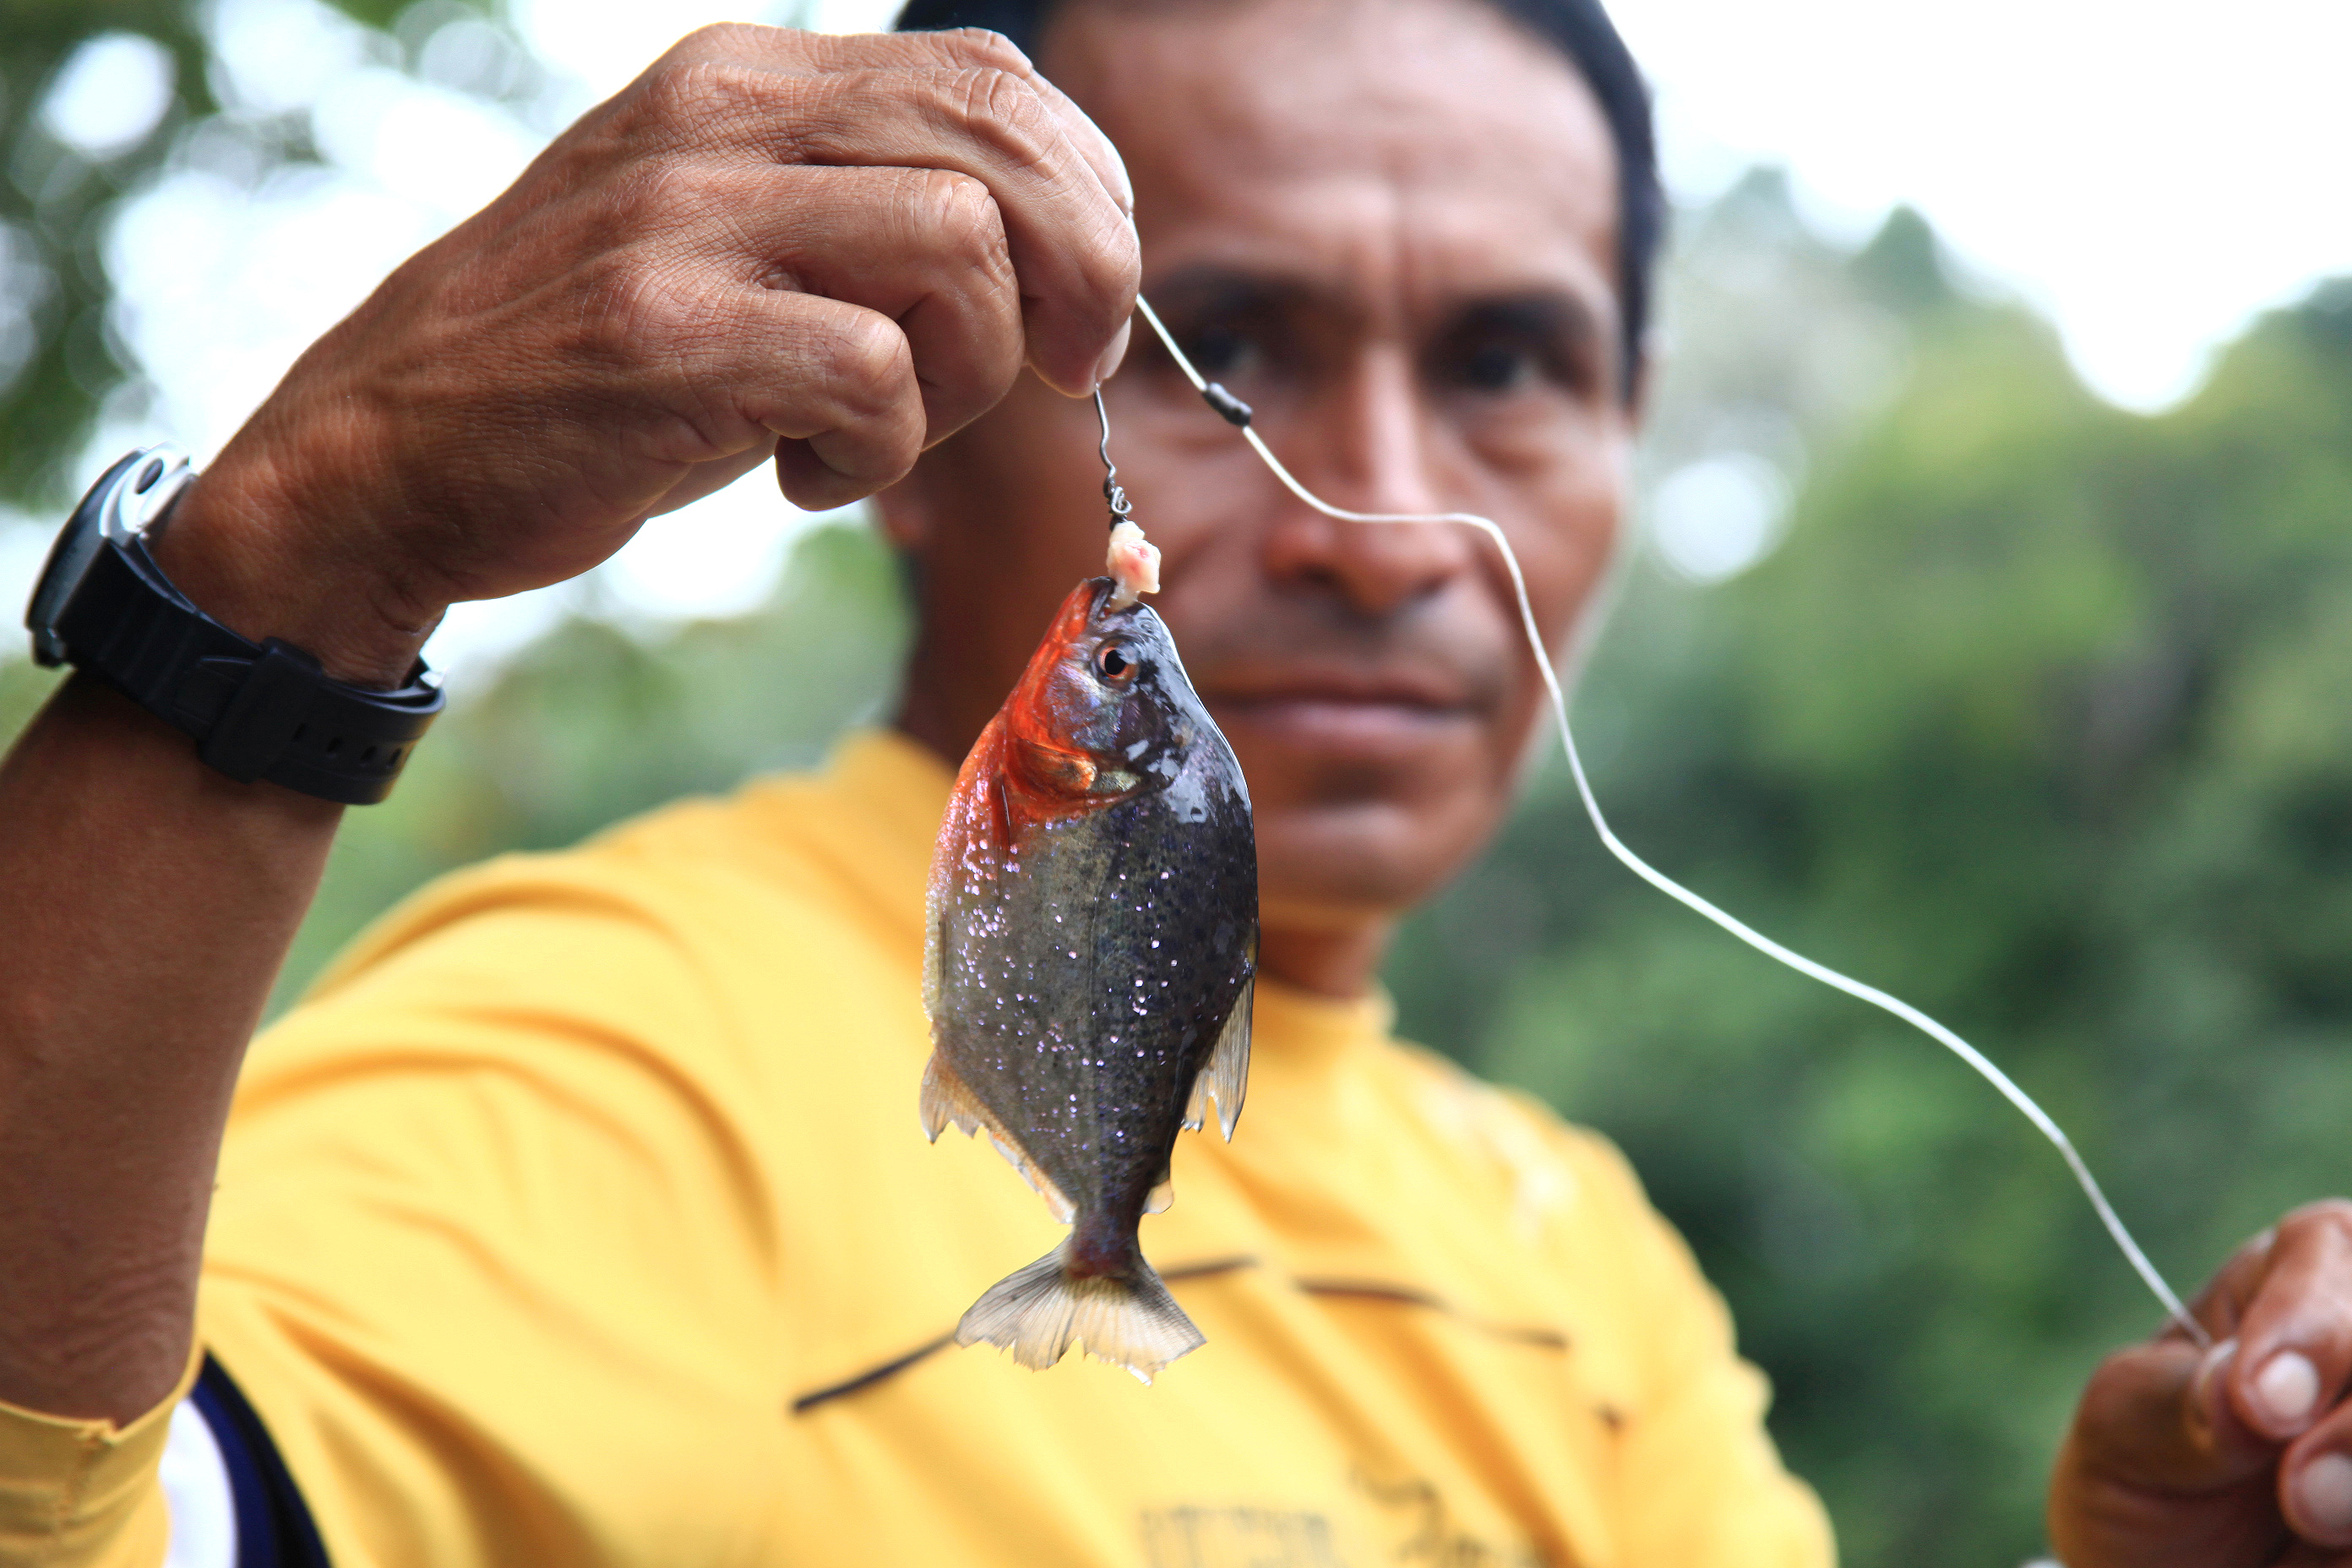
[1086, 576, 1152, 624]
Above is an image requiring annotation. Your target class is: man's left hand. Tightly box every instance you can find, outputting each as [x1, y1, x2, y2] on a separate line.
[2052, 1200, 2352, 1565]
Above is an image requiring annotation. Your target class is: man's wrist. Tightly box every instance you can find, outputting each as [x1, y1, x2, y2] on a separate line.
[150, 454, 439, 691]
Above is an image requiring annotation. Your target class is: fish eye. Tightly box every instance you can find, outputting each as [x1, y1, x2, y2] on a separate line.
[1096, 643, 1137, 683]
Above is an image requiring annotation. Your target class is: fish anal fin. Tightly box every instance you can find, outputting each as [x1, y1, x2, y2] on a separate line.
[1145, 1175, 1174, 1214]
[923, 1050, 1079, 1223]
[919, 1050, 985, 1143]
[955, 1238, 1206, 1382]
[987, 1131, 1078, 1225]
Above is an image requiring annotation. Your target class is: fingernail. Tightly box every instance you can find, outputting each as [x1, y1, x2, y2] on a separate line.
[1092, 319, 1133, 390]
[2295, 1451, 2352, 1538]
[2255, 1350, 2322, 1430]
[1103, 136, 1134, 214]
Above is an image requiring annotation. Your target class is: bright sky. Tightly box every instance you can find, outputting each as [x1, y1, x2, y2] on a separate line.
[1608, 0, 2352, 413]
[9, 0, 2346, 668]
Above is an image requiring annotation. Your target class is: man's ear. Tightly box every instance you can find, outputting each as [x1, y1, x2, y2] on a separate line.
[870, 471, 933, 553]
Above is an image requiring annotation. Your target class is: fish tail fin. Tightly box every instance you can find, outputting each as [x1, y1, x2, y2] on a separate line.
[955, 1238, 1205, 1384]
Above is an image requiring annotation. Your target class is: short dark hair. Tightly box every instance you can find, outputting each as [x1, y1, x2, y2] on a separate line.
[892, 0, 1663, 400]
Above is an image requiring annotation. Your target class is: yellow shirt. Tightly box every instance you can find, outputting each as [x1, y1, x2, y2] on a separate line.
[3, 731, 1831, 1567]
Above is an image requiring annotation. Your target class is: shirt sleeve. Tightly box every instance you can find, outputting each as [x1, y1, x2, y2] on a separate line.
[1556, 1126, 1838, 1568]
[191, 858, 805, 1568]
[0, 1347, 196, 1568]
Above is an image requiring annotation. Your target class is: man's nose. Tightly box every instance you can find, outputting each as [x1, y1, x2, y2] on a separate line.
[1258, 346, 1475, 617]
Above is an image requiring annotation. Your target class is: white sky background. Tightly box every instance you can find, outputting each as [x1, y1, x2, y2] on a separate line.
[8, 0, 2348, 675]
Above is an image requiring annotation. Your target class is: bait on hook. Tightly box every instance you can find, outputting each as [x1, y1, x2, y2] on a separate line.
[1097, 386, 1160, 608]
[1105, 292, 2206, 1346]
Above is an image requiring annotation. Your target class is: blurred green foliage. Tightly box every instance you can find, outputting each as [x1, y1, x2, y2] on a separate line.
[9, 6, 2352, 1566]
[3, 0, 206, 505]
[1, 0, 473, 507]
[1393, 256, 2352, 1562]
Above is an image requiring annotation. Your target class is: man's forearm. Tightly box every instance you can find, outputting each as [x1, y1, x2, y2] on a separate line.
[0, 668, 343, 1424]
[0, 16, 1138, 1431]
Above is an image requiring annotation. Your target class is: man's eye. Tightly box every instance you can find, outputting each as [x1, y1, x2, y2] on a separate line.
[1459, 342, 1538, 393]
[1185, 324, 1261, 381]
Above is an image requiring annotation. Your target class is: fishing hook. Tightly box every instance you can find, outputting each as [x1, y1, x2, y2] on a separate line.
[1095, 388, 1132, 531]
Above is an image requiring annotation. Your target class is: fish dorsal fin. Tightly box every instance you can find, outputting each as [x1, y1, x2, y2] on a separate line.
[1183, 974, 1254, 1142]
[921, 1050, 1078, 1224]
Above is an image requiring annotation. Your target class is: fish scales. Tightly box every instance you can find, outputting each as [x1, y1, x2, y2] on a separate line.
[923, 577, 1256, 1382]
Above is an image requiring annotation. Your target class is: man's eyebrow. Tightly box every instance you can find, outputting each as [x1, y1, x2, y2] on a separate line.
[1141, 270, 1610, 347]
[1140, 266, 1331, 322]
[1447, 291, 1603, 348]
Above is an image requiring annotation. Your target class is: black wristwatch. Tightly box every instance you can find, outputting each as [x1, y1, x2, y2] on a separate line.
[24, 446, 444, 804]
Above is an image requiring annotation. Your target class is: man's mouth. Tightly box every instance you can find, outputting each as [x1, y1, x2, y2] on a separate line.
[1203, 667, 1484, 752]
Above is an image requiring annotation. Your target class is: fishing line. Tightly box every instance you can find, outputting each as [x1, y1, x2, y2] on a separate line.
[1122, 292, 2207, 1344]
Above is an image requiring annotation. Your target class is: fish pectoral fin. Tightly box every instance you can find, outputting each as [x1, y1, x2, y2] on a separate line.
[920, 1050, 987, 1143]
[1195, 974, 1253, 1142]
[1014, 735, 1097, 794]
[1145, 1175, 1174, 1214]
[922, 899, 945, 1025]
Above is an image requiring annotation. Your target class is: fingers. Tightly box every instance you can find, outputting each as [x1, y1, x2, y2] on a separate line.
[623, 27, 1140, 397]
[2053, 1206, 2352, 1567]
[2228, 1203, 2352, 1444]
[647, 286, 923, 510]
[760, 28, 1135, 222]
[2186, 1224, 2284, 1344]
[2219, 1202, 2352, 1549]
[751, 296, 925, 509]
[721, 163, 1027, 444]
[2281, 1408, 2352, 1549]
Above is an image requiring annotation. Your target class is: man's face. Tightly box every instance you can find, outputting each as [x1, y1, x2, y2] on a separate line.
[885, 0, 1636, 964]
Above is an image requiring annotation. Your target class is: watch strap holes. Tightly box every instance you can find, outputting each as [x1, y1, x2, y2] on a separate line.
[134, 459, 165, 493]
[200, 640, 325, 785]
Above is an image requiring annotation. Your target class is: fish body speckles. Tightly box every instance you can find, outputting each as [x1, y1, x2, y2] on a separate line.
[922, 577, 1256, 1381]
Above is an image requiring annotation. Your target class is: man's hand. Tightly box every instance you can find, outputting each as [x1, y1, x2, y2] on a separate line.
[161, 24, 1139, 685]
[2051, 1201, 2352, 1565]
[0, 22, 1135, 1429]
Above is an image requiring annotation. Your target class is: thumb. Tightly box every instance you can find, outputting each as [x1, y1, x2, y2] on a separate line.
[2050, 1337, 2292, 1568]
[2074, 1337, 2277, 1494]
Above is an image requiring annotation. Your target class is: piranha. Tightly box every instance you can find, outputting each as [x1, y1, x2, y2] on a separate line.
[921, 568, 1257, 1383]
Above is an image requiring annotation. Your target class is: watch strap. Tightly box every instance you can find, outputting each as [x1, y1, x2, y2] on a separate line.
[55, 536, 444, 805]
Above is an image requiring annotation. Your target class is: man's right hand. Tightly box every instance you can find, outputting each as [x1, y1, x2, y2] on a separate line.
[0, 23, 1135, 1431]
[160, 23, 1140, 685]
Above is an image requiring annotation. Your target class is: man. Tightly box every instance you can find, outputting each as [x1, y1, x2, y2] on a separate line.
[3, 0, 2349, 1562]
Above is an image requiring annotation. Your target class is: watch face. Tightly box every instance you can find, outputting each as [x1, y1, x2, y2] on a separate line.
[26, 447, 191, 667]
